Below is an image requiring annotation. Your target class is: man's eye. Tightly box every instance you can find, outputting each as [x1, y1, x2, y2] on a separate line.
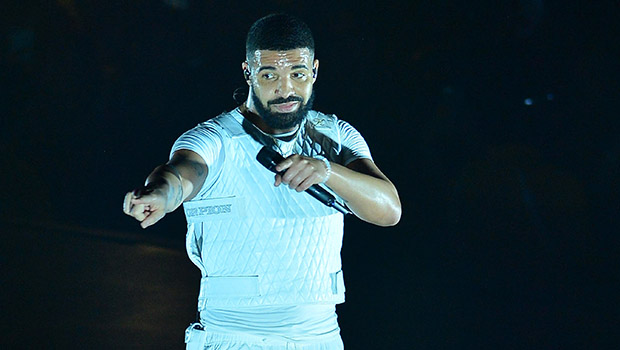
[261, 73, 275, 80]
[292, 72, 306, 79]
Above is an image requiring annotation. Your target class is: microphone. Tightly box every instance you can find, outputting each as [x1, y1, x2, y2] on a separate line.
[256, 147, 350, 215]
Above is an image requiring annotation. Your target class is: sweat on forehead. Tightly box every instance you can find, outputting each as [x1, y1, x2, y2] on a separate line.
[248, 48, 314, 69]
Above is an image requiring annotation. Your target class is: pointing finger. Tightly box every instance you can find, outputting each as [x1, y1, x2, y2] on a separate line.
[123, 192, 134, 215]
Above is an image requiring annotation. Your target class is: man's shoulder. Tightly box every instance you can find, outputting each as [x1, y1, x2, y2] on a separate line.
[186, 109, 242, 136]
[306, 110, 339, 128]
[307, 110, 358, 132]
[194, 109, 238, 128]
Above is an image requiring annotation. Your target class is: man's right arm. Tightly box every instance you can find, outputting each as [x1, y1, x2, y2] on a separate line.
[123, 149, 208, 228]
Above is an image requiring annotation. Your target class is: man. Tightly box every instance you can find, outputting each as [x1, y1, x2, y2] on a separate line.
[123, 13, 401, 349]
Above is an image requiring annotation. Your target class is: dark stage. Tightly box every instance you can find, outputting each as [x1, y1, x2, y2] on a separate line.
[1, 1, 618, 348]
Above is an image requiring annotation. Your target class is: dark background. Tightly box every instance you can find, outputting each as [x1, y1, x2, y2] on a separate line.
[1, 0, 618, 348]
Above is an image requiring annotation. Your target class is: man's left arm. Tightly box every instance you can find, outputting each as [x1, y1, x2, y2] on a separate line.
[274, 156, 401, 226]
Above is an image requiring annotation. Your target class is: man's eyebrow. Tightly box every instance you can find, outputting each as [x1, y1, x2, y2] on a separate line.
[257, 65, 309, 72]
[257, 66, 276, 73]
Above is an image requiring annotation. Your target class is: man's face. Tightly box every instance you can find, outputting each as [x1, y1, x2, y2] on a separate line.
[245, 48, 318, 131]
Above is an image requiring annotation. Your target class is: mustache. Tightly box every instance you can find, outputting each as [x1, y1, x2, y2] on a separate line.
[267, 96, 303, 105]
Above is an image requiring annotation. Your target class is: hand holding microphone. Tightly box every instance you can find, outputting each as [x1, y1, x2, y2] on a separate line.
[256, 147, 350, 215]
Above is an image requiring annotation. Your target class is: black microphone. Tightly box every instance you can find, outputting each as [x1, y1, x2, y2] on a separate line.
[256, 147, 350, 215]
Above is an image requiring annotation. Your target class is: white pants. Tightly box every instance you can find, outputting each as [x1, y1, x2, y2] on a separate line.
[188, 331, 344, 350]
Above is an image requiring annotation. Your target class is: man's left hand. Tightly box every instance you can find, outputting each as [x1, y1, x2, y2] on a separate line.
[274, 154, 329, 192]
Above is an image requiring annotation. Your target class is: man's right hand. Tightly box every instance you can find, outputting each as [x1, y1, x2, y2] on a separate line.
[123, 185, 169, 229]
[123, 150, 209, 229]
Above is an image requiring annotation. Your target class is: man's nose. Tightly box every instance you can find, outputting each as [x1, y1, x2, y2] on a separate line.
[274, 76, 294, 98]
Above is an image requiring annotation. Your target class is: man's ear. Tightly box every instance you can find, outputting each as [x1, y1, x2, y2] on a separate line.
[242, 61, 251, 84]
[312, 59, 319, 81]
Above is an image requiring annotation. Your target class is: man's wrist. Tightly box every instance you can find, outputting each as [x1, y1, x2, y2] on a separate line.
[146, 164, 185, 212]
[314, 155, 331, 183]
[163, 167, 184, 211]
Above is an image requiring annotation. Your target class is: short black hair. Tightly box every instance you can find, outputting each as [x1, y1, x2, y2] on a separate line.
[246, 14, 315, 59]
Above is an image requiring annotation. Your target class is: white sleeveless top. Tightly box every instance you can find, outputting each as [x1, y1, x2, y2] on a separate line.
[171, 108, 371, 339]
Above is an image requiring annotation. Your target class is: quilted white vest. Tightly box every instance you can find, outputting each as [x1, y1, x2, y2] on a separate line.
[183, 110, 347, 310]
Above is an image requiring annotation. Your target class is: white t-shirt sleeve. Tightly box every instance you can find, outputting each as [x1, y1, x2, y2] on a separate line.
[336, 119, 373, 166]
[169, 122, 225, 192]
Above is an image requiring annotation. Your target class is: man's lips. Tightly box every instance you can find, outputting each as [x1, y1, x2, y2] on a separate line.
[271, 101, 300, 113]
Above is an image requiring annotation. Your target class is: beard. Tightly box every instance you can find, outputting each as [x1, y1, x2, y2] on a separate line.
[251, 89, 315, 131]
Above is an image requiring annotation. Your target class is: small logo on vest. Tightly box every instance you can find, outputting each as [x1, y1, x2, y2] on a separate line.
[186, 204, 232, 217]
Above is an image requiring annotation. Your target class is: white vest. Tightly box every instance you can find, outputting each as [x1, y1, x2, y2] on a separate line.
[183, 111, 347, 310]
